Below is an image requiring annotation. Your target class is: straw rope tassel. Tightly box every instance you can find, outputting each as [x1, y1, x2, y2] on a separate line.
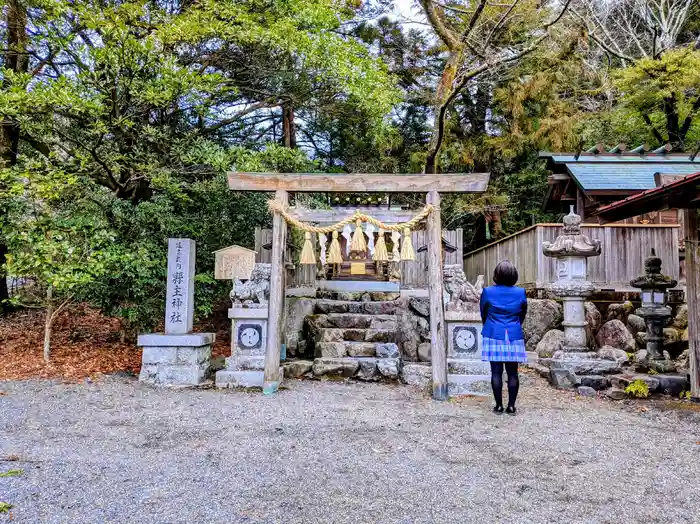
[373, 229, 388, 262]
[300, 231, 316, 265]
[350, 218, 367, 253]
[400, 227, 415, 261]
[328, 231, 343, 264]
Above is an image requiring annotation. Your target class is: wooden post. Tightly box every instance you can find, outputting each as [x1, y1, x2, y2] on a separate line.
[427, 191, 448, 400]
[683, 209, 700, 401]
[263, 189, 288, 394]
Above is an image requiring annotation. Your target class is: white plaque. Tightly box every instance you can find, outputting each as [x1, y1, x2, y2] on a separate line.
[165, 238, 195, 335]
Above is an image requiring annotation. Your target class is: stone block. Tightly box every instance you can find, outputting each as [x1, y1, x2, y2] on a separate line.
[316, 328, 363, 343]
[549, 368, 580, 389]
[138, 364, 159, 383]
[312, 358, 360, 377]
[401, 364, 432, 389]
[216, 369, 264, 388]
[137, 333, 214, 347]
[577, 386, 597, 398]
[448, 359, 491, 375]
[315, 342, 347, 358]
[346, 342, 377, 358]
[159, 364, 209, 386]
[529, 363, 551, 379]
[376, 343, 400, 359]
[655, 374, 689, 396]
[141, 346, 177, 365]
[447, 374, 491, 396]
[606, 388, 627, 400]
[226, 355, 265, 370]
[418, 342, 431, 362]
[377, 358, 401, 379]
[550, 353, 621, 375]
[285, 298, 316, 354]
[176, 345, 211, 366]
[598, 346, 630, 364]
[579, 375, 610, 390]
[356, 359, 380, 381]
[365, 329, 394, 343]
[282, 360, 314, 379]
[369, 316, 398, 331]
[611, 374, 660, 392]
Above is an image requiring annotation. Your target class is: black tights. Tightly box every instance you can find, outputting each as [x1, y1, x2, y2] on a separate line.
[490, 362, 519, 409]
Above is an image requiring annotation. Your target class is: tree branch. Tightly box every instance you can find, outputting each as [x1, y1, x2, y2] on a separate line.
[461, 0, 488, 42]
[202, 101, 280, 132]
[418, 0, 461, 50]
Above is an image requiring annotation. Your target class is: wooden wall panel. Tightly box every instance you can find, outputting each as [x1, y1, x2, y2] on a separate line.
[464, 224, 680, 292]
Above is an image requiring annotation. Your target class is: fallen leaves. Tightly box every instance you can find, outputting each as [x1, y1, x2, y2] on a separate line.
[0, 303, 232, 381]
[0, 305, 141, 381]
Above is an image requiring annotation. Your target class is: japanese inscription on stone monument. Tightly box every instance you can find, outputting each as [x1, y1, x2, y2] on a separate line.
[165, 238, 195, 334]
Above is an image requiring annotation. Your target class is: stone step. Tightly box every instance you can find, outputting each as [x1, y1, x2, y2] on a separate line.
[315, 300, 399, 316]
[316, 341, 393, 358]
[315, 328, 395, 344]
[308, 313, 397, 330]
[316, 290, 401, 302]
[312, 357, 401, 381]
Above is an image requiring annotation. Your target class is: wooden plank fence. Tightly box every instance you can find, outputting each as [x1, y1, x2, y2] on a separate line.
[463, 224, 681, 291]
[255, 227, 463, 289]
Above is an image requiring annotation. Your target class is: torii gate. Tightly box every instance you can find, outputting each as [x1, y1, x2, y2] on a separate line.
[228, 172, 490, 400]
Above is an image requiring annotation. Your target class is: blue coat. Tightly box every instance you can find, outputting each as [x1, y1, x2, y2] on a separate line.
[479, 285, 528, 341]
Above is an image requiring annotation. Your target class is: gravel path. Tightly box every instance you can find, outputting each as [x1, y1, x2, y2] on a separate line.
[1, 373, 699, 524]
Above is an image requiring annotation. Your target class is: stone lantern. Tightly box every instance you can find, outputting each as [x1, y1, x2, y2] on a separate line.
[630, 249, 677, 372]
[541, 207, 619, 384]
[542, 206, 601, 352]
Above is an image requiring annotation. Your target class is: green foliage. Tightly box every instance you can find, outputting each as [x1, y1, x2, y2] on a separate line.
[0, 502, 12, 514]
[0, 470, 23, 478]
[625, 380, 650, 399]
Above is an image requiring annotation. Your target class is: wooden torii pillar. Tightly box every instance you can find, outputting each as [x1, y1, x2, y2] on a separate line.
[227, 172, 490, 398]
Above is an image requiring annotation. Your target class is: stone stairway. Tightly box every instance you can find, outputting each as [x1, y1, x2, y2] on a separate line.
[305, 294, 402, 381]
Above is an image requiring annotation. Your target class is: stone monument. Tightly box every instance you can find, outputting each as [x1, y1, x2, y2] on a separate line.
[443, 265, 490, 396]
[541, 207, 619, 385]
[216, 263, 282, 388]
[138, 238, 215, 386]
[630, 250, 678, 373]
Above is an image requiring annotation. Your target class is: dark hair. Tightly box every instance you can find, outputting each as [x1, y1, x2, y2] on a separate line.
[493, 260, 518, 286]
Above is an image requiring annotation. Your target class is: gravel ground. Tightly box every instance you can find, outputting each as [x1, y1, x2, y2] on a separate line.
[1, 372, 700, 524]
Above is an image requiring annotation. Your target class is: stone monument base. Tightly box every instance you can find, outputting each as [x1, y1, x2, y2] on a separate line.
[137, 333, 214, 387]
[215, 355, 284, 389]
[448, 359, 491, 396]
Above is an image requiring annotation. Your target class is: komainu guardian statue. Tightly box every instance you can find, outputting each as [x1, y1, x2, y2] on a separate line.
[230, 263, 271, 306]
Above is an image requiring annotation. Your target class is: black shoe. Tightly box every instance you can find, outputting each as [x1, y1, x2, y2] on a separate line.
[506, 406, 516, 415]
[493, 406, 504, 414]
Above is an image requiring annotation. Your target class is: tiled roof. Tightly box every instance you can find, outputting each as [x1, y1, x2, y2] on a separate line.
[567, 163, 700, 190]
[540, 153, 700, 191]
[593, 171, 700, 221]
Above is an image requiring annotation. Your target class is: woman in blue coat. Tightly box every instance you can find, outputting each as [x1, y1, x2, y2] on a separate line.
[480, 260, 528, 415]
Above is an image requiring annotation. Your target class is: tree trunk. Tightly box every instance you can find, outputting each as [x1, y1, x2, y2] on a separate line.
[282, 104, 296, 148]
[0, 244, 9, 313]
[1, 0, 29, 314]
[424, 52, 462, 174]
[44, 287, 53, 363]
